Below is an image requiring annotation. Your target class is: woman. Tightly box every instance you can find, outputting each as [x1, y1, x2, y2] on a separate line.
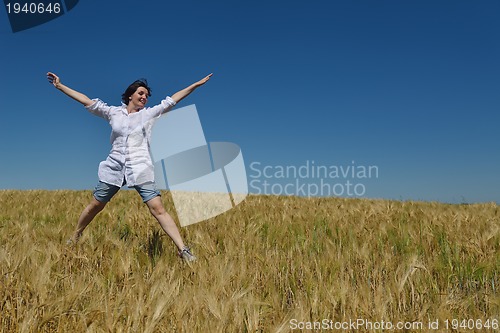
[47, 72, 212, 261]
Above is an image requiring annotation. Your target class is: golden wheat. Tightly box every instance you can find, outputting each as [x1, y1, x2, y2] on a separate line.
[0, 190, 498, 332]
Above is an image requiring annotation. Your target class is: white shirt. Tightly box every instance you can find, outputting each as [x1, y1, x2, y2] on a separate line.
[85, 97, 176, 187]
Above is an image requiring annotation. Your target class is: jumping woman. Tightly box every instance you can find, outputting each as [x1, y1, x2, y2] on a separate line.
[47, 71, 212, 261]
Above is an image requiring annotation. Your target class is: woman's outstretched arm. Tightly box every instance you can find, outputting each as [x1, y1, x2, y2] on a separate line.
[47, 72, 94, 107]
[171, 73, 213, 104]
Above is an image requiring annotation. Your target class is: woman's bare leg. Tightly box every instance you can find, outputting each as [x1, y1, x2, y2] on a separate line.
[145, 196, 185, 250]
[70, 197, 107, 243]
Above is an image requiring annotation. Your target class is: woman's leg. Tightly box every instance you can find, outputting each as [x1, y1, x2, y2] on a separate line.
[145, 196, 185, 251]
[69, 180, 120, 243]
[70, 197, 107, 243]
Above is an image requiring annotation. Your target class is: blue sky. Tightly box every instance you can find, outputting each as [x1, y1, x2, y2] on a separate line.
[0, 0, 499, 203]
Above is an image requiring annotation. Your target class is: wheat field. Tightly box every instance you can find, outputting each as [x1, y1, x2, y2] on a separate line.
[0, 190, 498, 332]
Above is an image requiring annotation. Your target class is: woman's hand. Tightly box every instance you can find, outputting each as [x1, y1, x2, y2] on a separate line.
[46, 71, 94, 106]
[171, 73, 213, 104]
[195, 73, 213, 87]
[47, 72, 61, 89]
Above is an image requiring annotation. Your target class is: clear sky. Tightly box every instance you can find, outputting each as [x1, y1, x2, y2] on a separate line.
[0, 0, 499, 204]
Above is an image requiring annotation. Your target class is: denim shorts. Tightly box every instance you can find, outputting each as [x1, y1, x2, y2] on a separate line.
[93, 180, 161, 203]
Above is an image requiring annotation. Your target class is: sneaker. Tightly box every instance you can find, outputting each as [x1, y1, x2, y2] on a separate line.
[178, 246, 197, 262]
[66, 234, 80, 246]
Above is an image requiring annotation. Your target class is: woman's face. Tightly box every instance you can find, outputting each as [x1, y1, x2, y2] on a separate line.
[129, 87, 149, 109]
